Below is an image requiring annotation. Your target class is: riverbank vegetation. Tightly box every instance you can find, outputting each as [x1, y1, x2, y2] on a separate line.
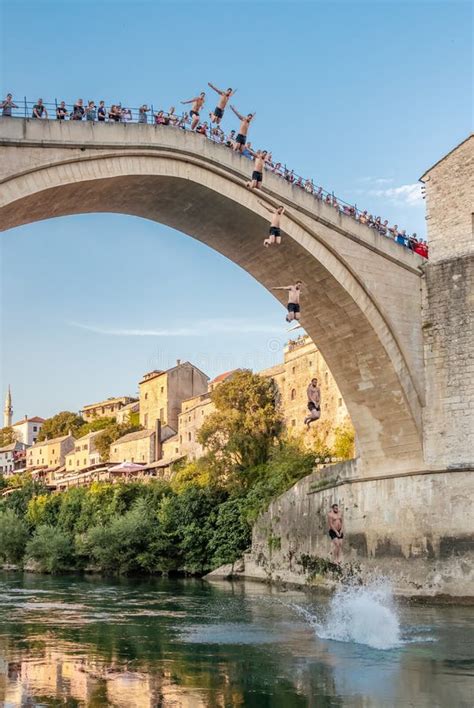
[0, 371, 353, 576]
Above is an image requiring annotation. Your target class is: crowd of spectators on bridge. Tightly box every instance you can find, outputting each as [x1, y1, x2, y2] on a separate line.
[1, 92, 428, 259]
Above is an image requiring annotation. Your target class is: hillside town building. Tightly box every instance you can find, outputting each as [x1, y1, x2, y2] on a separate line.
[12, 415, 45, 445]
[80, 396, 137, 422]
[65, 431, 103, 472]
[0, 440, 28, 476]
[27, 434, 75, 470]
[110, 423, 177, 465]
[139, 361, 209, 431]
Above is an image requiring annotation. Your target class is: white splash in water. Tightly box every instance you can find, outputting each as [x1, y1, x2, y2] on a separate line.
[289, 581, 401, 651]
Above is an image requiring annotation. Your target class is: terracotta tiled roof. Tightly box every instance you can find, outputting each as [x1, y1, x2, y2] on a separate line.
[210, 369, 237, 384]
[12, 416, 45, 427]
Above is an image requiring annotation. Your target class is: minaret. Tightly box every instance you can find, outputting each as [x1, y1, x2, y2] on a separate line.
[3, 386, 13, 428]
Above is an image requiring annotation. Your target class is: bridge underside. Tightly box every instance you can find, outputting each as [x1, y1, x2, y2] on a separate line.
[0, 121, 427, 475]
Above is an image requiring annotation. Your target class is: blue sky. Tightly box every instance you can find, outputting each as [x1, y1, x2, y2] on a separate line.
[0, 0, 472, 419]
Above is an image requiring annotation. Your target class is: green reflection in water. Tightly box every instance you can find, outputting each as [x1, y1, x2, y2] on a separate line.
[0, 571, 473, 707]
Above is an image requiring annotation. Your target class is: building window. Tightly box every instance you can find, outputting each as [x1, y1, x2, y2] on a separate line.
[291, 419, 296, 427]
[291, 389, 296, 400]
[180, 435, 182, 444]
[160, 408, 164, 421]
[175, 447, 179, 454]
[338, 398, 342, 407]
[309, 361, 312, 368]
[33, 426, 37, 432]
[83, 445, 87, 450]
[144, 414, 148, 428]
[145, 392, 148, 400]
[189, 416, 191, 422]
[325, 372, 328, 385]
[292, 366, 296, 375]
[160, 387, 164, 394]
[77, 460, 80, 466]
[188, 432, 192, 441]
[142, 454, 145, 460]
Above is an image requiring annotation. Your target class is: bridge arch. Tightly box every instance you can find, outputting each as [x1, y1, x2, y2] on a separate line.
[0, 120, 426, 474]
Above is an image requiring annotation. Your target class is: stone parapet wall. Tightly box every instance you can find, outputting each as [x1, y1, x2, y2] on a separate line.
[244, 462, 474, 597]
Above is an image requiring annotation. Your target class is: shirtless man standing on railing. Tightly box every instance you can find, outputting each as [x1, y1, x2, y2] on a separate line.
[181, 91, 206, 131]
[230, 105, 256, 153]
[208, 83, 236, 125]
[258, 201, 285, 247]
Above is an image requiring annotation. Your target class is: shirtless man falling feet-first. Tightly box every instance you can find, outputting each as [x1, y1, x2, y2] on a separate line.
[328, 503, 343, 564]
[208, 83, 236, 125]
[230, 105, 256, 153]
[246, 149, 270, 189]
[272, 281, 302, 323]
[181, 91, 206, 131]
[259, 201, 285, 246]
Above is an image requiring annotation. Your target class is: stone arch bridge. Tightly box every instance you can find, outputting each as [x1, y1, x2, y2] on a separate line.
[0, 120, 472, 483]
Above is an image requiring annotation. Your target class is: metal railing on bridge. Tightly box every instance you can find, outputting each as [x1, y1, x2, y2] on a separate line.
[0, 96, 428, 258]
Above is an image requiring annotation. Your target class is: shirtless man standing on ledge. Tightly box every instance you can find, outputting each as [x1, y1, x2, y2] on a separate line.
[230, 105, 256, 152]
[258, 201, 285, 246]
[208, 83, 236, 125]
[181, 91, 206, 131]
[328, 503, 343, 564]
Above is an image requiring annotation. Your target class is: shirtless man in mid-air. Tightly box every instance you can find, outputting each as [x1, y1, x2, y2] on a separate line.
[246, 149, 270, 189]
[328, 503, 343, 564]
[208, 83, 236, 125]
[272, 281, 302, 323]
[258, 201, 285, 247]
[181, 91, 206, 131]
[230, 105, 256, 153]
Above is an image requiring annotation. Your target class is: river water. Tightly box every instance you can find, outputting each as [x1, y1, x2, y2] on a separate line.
[0, 572, 472, 707]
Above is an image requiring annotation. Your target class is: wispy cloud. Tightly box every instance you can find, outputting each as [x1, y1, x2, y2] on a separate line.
[367, 183, 423, 206]
[68, 318, 282, 337]
[358, 176, 393, 185]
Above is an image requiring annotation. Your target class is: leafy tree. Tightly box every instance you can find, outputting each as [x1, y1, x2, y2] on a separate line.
[79, 499, 155, 574]
[37, 411, 85, 442]
[332, 424, 355, 459]
[0, 426, 16, 447]
[26, 493, 61, 528]
[198, 370, 283, 484]
[208, 497, 251, 567]
[26, 525, 74, 573]
[1, 478, 49, 521]
[75, 416, 116, 439]
[0, 509, 29, 562]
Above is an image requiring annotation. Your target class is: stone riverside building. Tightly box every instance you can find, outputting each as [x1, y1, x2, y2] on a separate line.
[109, 424, 176, 465]
[80, 396, 137, 422]
[139, 361, 209, 432]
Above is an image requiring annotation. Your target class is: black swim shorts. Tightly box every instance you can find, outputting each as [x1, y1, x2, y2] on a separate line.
[214, 106, 224, 119]
[287, 303, 300, 314]
[252, 171, 263, 182]
[236, 133, 246, 145]
[190, 110, 199, 118]
[269, 226, 281, 237]
[329, 530, 344, 540]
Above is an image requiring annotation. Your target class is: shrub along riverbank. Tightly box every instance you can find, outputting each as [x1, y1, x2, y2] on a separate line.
[0, 371, 353, 575]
